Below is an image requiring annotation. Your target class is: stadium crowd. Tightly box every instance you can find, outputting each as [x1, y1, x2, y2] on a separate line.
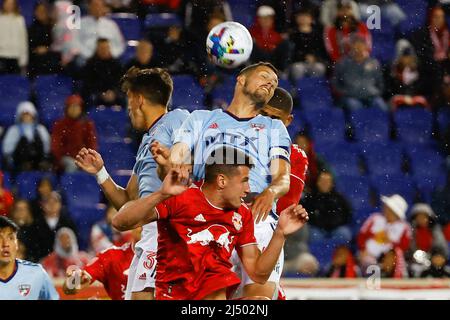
[0, 0, 449, 290]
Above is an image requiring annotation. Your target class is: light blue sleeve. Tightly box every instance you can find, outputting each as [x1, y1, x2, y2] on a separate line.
[172, 110, 208, 151]
[2, 126, 20, 155]
[269, 119, 291, 163]
[37, 125, 51, 154]
[39, 267, 59, 300]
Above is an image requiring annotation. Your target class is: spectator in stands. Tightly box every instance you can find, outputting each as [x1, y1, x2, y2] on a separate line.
[0, 0, 28, 74]
[77, 0, 125, 64]
[284, 252, 320, 278]
[82, 38, 124, 106]
[90, 205, 129, 254]
[323, 0, 371, 63]
[408, 203, 448, 259]
[320, 0, 360, 27]
[420, 247, 450, 278]
[41, 227, 91, 278]
[8, 199, 40, 262]
[388, 43, 429, 110]
[378, 248, 408, 278]
[410, 6, 449, 97]
[289, 7, 327, 79]
[51, 94, 98, 173]
[324, 245, 361, 278]
[104, 0, 136, 12]
[28, 1, 61, 77]
[357, 0, 406, 27]
[357, 194, 412, 270]
[33, 191, 77, 260]
[181, 0, 232, 35]
[2, 102, 51, 172]
[301, 171, 353, 243]
[30, 176, 55, 219]
[52, 0, 80, 66]
[0, 171, 13, 217]
[250, 5, 291, 72]
[125, 39, 158, 70]
[332, 36, 387, 111]
[431, 172, 450, 241]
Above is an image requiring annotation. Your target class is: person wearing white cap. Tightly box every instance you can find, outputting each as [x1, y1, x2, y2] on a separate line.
[357, 194, 412, 270]
[250, 5, 291, 71]
[2, 101, 51, 172]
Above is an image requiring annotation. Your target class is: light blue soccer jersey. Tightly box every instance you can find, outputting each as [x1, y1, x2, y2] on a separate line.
[173, 109, 291, 220]
[132, 108, 189, 251]
[133, 108, 190, 197]
[0, 259, 59, 300]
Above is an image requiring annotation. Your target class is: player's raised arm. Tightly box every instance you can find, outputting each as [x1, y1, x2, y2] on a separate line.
[112, 168, 189, 231]
[75, 148, 138, 210]
[238, 204, 308, 284]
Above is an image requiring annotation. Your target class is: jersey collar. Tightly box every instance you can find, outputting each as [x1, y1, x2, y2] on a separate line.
[0, 259, 18, 283]
[224, 110, 257, 122]
[147, 112, 166, 133]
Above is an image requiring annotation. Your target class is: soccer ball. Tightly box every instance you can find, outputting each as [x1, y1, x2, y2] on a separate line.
[206, 21, 253, 69]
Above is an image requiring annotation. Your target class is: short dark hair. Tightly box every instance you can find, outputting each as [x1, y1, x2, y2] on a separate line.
[121, 67, 173, 107]
[238, 62, 279, 77]
[267, 87, 293, 114]
[204, 146, 254, 183]
[0, 216, 19, 233]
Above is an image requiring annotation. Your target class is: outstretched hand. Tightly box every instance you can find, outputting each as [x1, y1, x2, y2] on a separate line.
[276, 204, 309, 236]
[75, 148, 104, 174]
[160, 167, 191, 197]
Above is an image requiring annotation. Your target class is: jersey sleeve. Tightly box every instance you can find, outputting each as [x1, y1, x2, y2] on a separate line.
[167, 109, 191, 142]
[39, 266, 60, 300]
[236, 207, 257, 247]
[269, 119, 291, 163]
[155, 194, 180, 220]
[172, 110, 207, 151]
[84, 255, 106, 284]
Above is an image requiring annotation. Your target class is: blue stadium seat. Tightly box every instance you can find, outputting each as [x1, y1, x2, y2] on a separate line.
[60, 172, 102, 210]
[34, 75, 74, 128]
[361, 142, 404, 175]
[406, 146, 445, 178]
[210, 76, 235, 105]
[171, 75, 205, 107]
[305, 108, 346, 144]
[335, 175, 371, 211]
[99, 141, 136, 173]
[120, 44, 137, 65]
[70, 205, 106, 250]
[111, 172, 132, 189]
[315, 142, 362, 177]
[350, 108, 390, 143]
[369, 173, 417, 205]
[110, 13, 142, 41]
[288, 109, 306, 139]
[394, 108, 433, 145]
[296, 77, 333, 110]
[437, 109, 450, 135]
[18, 0, 38, 26]
[2, 172, 12, 190]
[15, 172, 57, 200]
[371, 34, 396, 64]
[144, 13, 181, 29]
[352, 206, 378, 235]
[396, 0, 427, 35]
[230, 4, 255, 28]
[0, 75, 31, 126]
[88, 107, 129, 142]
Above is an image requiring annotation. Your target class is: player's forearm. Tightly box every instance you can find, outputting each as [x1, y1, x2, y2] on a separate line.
[266, 172, 290, 200]
[112, 191, 169, 231]
[99, 178, 132, 210]
[253, 229, 286, 283]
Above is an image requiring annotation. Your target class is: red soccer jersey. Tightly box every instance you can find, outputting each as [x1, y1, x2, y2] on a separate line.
[154, 186, 257, 300]
[277, 144, 308, 214]
[84, 243, 134, 300]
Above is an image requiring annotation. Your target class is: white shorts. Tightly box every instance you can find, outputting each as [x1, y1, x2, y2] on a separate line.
[231, 220, 284, 299]
[124, 222, 158, 300]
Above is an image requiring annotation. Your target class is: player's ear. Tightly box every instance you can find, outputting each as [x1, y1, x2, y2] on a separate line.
[237, 74, 246, 87]
[216, 174, 226, 189]
[286, 114, 293, 127]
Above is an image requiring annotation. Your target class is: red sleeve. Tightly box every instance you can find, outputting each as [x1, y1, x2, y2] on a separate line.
[51, 121, 64, 161]
[236, 206, 257, 247]
[393, 225, 411, 252]
[4, 191, 14, 214]
[277, 146, 308, 214]
[85, 120, 98, 151]
[155, 195, 179, 220]
[84, 255, 106, 284]
[357, 216, 375, 251]
[324, 27, 339, 62]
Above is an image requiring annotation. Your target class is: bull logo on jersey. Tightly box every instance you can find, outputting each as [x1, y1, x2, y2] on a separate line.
[186, 224, 234, 252]
[232, 212, 242, 231]
[18, 284, 31, 297]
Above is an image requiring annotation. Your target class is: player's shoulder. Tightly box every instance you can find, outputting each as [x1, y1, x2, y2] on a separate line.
[17, 259, 47, 276]
[99, 243, 132, 256]
[17, 259, 42, 269]
[291, 144, 308, 159]
[167, 108, 190, 120]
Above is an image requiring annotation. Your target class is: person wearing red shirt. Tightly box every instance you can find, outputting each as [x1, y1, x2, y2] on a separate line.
[0, 171, 14, 216]
[51, 94, 98, 173]
[112, 147, 309, 300]
[259, 87, 308, 213]
[63, 227, 141, 300]
[323, 0, 371, 63]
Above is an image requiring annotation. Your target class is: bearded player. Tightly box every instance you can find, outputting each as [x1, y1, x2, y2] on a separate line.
[74, 67, 189, 300]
